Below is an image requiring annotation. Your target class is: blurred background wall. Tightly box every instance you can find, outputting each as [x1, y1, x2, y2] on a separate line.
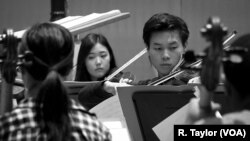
[1, 0, 250, 81]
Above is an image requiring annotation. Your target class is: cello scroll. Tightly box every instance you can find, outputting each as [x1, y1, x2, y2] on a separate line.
[0, 29, 19, 114]
[183, 16, 228, 110]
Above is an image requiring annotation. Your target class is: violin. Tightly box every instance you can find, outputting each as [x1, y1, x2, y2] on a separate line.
[106, 68, 135, 83]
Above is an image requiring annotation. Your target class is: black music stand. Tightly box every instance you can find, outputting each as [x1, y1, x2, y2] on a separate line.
[117, 85, 195, 141]
[117, 85, 228, 141]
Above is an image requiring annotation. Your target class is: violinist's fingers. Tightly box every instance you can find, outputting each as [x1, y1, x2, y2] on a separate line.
[215, 111, 222, 118]
[119, 78, 130, 83]
[119, 78, 124, 83]
[211, 101, 221, 111]
[104, 81, 132, 95]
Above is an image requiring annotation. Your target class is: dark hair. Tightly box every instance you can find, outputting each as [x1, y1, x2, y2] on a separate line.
[143, 13, 189, 49]
[223, 34, 250, 100]
[75, 33, 117, 81]
[19, 22, 74, 141]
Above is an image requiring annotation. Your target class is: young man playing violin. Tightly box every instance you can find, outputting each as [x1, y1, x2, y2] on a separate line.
[137, 13, 197, 85]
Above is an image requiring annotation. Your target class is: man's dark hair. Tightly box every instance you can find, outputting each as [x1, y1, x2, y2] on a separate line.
[143, 13, 189, 49]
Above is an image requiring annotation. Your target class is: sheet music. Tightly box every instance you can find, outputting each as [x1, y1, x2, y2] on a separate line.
[89, 95, 127, 127]
[90, 95, 131, 141]
[14, 9, 129, 38]
[102, 120, 131, 141]
[14, 16, 82, 38]
[61, 10, 121, 30]
[53, 16, 82, 25]
[152, 103, 190, 141]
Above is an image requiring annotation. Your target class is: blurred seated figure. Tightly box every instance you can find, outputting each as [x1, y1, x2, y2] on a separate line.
[186, 34, 250, 124]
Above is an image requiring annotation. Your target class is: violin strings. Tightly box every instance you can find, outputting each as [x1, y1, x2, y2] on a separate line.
[105, 48, 147, 81]
[223, 30, 237, 46]
[152, 70, 183, 86]
[149, 60, 202, 86]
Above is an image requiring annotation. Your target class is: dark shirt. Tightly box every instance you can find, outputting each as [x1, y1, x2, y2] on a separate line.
[78, 71, 126, 110]
[78, 81, 113, 110]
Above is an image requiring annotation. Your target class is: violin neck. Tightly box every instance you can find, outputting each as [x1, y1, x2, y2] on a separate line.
[0, 79, 14, 114]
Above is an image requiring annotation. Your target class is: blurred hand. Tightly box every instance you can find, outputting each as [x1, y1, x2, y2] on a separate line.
[186, 97, 221, 124]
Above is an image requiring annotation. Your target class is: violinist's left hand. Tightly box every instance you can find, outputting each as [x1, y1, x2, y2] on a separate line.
[103, 81, 132, 95]
[119, 77, 134, 84]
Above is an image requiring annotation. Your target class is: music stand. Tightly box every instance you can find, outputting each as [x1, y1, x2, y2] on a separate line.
[152, 84, 229, 141]
[116, 85, 195, 141]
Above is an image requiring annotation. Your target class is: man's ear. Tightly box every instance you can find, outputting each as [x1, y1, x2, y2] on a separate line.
[148, 54, 152, 64]
[182, 45, 187, 58]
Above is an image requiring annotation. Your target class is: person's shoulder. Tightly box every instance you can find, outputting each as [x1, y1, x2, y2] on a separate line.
[0, 98, 36, 119]
[70, 99, 101, 120]
[69, 100, 112, 140]
[0, 99, 37, 134]
[70, 99, 89, 112]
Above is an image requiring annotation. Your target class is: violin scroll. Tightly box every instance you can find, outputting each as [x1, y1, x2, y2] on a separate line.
[0, 28, 20, 114]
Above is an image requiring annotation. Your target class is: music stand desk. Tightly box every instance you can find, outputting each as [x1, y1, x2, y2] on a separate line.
[117, 85, 195, 141]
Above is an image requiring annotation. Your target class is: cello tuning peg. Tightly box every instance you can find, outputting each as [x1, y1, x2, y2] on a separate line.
[222, 26, 228, 32]
[200, 27, 208, 34]
[223, 47, 248, 64]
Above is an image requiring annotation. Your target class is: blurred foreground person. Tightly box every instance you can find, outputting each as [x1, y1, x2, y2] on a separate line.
[0, 23, 111, 141]
[186, 34, 250, 124]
